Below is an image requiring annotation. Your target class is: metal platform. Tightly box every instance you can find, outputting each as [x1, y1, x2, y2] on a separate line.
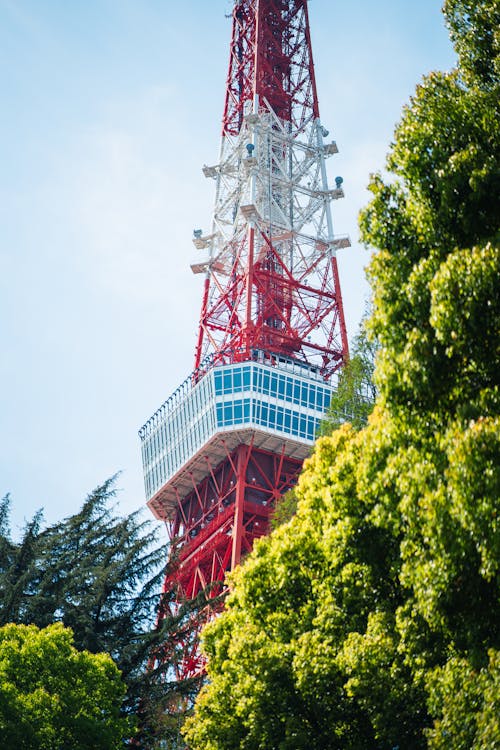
[140, 356, 334, 518]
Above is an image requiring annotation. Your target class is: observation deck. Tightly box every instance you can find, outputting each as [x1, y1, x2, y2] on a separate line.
[139, 352, 334, 520]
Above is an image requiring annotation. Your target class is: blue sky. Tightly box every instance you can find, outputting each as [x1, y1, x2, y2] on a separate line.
[1, 1, 456, 536]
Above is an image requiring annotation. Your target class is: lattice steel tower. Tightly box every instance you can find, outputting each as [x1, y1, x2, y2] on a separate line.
[139, 0, 349, 674]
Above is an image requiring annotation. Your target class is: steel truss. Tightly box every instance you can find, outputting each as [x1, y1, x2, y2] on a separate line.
[192, 0, 349, 378]
[166, 443, 301, 596]
[155, 442, 301, 678]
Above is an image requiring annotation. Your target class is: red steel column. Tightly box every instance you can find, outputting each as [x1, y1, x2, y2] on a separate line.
[231, 444, 249, 569]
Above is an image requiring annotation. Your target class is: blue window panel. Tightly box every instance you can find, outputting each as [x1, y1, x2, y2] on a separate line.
[301, 383, 308, 406]
[216, 403, 223, 424]
[286, 378, 293, 400]
[260, 403, 269, 424]
[276, 406, 284, 429]
[270, 373, 278, 396]
[314, 388, 322, 410]
[244, 400, 251, 420]
[325, 391, 331, 411]
[262, 372, 270, 394]
[224, 403, 233, 423]
[308, 417, 315, 440]
[233, 369, 242, 390]
[278, 376, 285, 398]
[300, 416, 307, 437]
[234, 400, 243, 423]
[292, 414, 299, 434]
[269, 404, 276, 429]
[214, 371, 223, 395]
[243, 367, 251, 389]
[309, 384, 316, 408]
[223, 371, 232, 392]
[320, 388, 327, 410]
[293, 382, 301, 404]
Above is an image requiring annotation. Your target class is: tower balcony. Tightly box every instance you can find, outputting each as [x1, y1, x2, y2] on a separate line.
[139, 354, 333, 520]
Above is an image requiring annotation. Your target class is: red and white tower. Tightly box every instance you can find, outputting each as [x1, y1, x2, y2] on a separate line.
[140, 0, 349, 676]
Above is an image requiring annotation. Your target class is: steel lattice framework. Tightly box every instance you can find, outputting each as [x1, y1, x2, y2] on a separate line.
[192, 0, 349, 379]
[140, 0, 349, 680]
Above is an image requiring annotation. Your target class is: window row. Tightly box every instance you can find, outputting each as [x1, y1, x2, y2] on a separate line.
[214, 364, 332, 412]
[143, 407, 218, 498]
[141, 385, 215, 470]
[216, 398, 319, 442]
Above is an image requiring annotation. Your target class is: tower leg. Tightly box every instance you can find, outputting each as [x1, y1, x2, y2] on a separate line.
[231, 444, 250, 569]
[156, 443, 302, 679]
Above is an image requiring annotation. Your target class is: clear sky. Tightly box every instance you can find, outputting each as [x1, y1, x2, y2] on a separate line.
[1, 1, 456, 537]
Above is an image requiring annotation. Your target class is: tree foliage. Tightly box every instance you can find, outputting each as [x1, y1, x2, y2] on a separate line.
[0, 622, 130, 749]
[184, 1, 500, 747]
[0, 480, 167, 690]
[0, 480, 211, 747]
[272, 315, 378, 531]
[320, 312, 377, 434]
[185, 421, 426, 750]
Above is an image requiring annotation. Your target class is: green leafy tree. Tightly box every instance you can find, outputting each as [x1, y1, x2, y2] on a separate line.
[444, 0, 500, 87]
[184, 1, 500, 747]
[184, 422, 423, 749]
[270, 486, 299, 529]
[272, 313, 378, 531]
[425, 650, 500, 749]
[320, 312, 377, 434]
[0, 622, 131, 749]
